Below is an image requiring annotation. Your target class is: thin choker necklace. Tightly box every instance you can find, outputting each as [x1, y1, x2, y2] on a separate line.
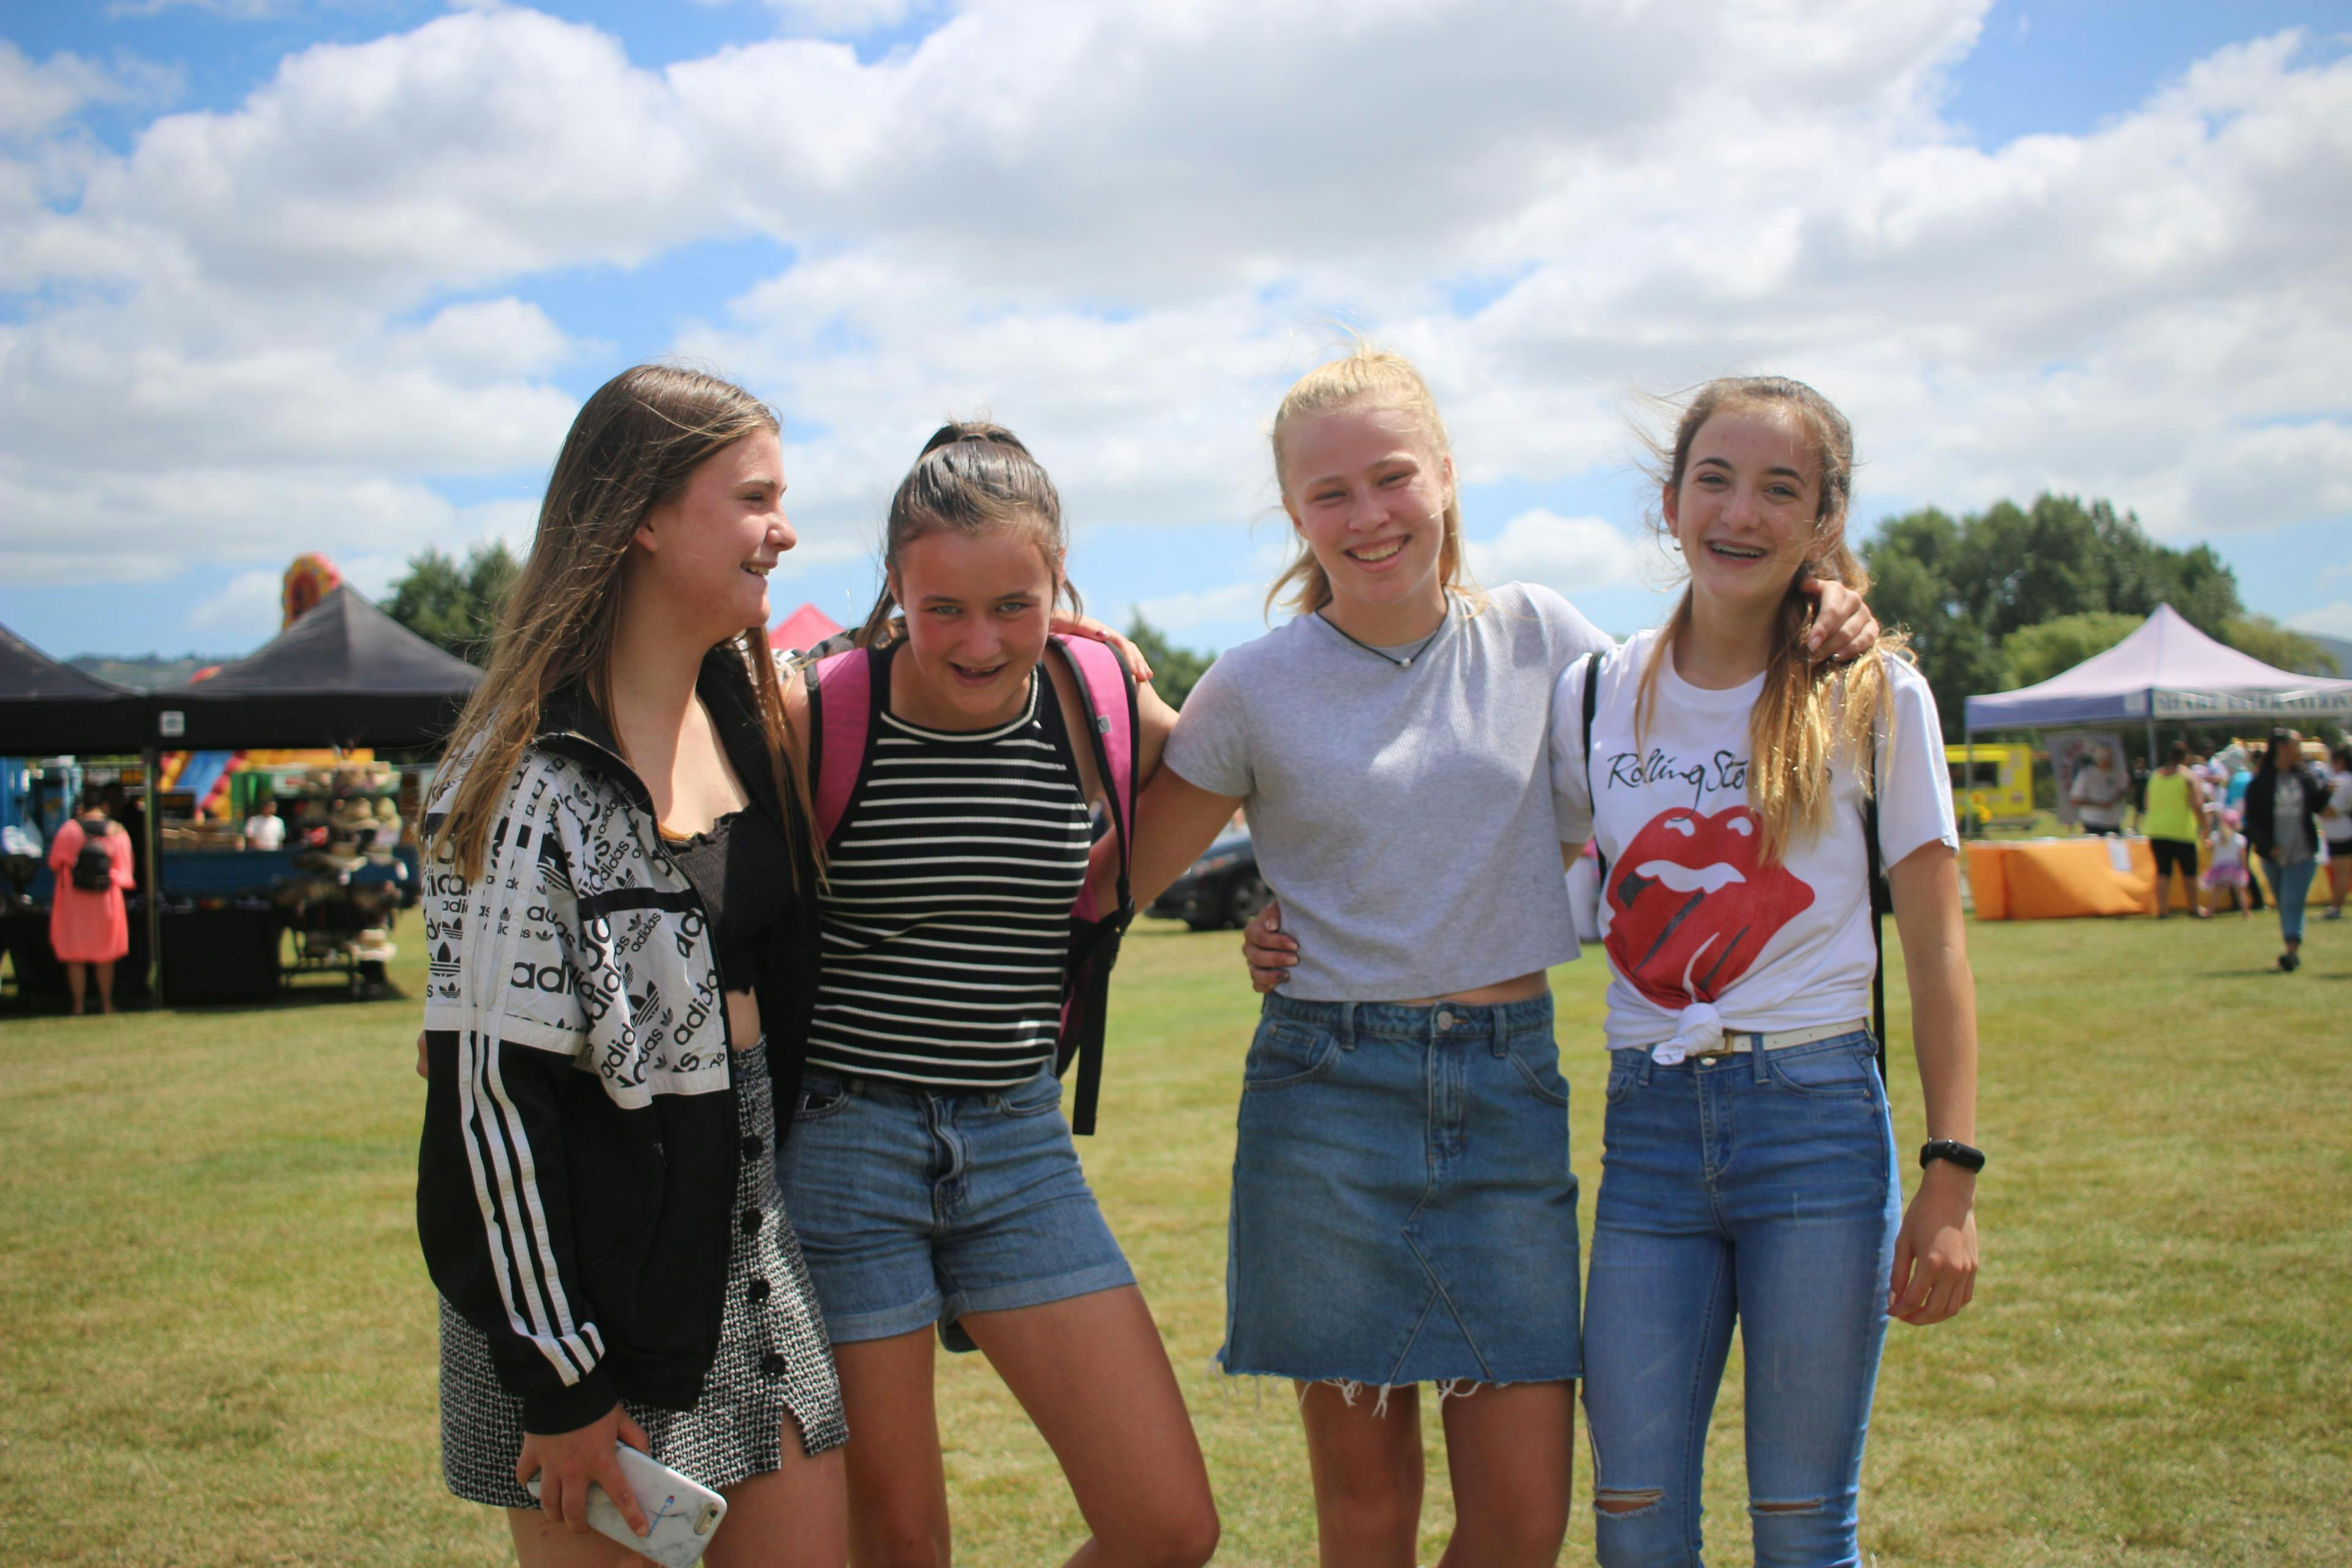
[1317, 597, 1450, 669]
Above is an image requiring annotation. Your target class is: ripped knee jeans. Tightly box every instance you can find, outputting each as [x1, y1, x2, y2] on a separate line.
[1580, 1039, 1899, 1568]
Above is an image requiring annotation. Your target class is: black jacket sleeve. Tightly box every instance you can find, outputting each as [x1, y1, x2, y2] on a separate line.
[418, 1030, 619, 1434]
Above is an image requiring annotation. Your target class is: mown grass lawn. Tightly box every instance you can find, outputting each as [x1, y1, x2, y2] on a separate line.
[2, 908, 2346, 1566]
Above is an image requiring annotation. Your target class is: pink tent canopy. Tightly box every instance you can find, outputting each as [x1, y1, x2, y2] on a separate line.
[1965, 604, 2352, 731]
[769, 603, 844, 652]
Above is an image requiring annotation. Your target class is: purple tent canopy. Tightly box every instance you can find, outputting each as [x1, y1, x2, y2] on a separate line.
[1965, 605, 2352, 731]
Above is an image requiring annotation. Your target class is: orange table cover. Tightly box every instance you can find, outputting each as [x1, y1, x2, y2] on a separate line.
[1965, 838, 2199, 919]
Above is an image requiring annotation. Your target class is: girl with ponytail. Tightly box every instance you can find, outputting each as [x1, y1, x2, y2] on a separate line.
[773, 424, 1218, 1568]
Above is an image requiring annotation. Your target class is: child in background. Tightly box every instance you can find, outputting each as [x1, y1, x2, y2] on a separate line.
[2203, 807, 2253, 918]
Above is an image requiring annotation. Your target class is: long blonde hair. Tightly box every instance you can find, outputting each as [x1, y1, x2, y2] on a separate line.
[1265, 344, 1481, 620]
[1636, 375, 1909, 862]
[428, 364, 813, 883]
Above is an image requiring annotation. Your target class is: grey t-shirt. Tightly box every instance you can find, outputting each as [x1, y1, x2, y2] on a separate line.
[1164, 582, 1610, 1001]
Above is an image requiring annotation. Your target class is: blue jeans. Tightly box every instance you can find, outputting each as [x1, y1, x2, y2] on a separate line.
[2261, 854, 2317, 944]
[1583, 1033, 1898, 1568]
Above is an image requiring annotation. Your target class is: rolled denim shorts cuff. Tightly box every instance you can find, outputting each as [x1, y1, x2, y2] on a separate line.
[946, 1260, 1135, 1322]
[821, 1295, 949, 1346]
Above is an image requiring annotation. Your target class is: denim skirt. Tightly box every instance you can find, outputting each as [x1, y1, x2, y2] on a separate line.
[1221, 991, 1583, 1388]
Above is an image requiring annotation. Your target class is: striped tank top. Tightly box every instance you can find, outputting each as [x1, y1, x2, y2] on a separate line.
[807, 650, 1090, 1090]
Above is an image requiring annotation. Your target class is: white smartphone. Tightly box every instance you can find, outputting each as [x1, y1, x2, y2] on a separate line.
[524, 1442, 728, 1568]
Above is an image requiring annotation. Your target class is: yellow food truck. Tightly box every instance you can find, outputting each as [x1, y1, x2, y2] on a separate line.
[1945, 742, 2035, 829]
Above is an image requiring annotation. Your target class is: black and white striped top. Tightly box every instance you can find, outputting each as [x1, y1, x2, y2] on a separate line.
[807, 658, 1090, 1089]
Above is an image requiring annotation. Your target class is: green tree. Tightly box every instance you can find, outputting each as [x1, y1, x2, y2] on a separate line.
[1860, 492, 2249, 738]
[384, 541, 519, 665]
[1124, 612, 1215, 709]
[1860, 508, 2007, 744]
[2222, 614, 2338, 676]
[2000, 611, 2144, 688]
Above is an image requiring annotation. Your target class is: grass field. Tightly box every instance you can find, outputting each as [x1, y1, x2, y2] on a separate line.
[2, 907, 2348, 1566]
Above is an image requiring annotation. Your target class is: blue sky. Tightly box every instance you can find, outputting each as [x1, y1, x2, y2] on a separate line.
[2, 0, 2347, 662]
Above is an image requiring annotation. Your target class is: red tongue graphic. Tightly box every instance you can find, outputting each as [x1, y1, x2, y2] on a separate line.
[1603, 805, 1815, 1012]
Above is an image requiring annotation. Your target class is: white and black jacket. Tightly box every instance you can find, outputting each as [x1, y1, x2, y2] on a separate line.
[415, 647, 818, 1433]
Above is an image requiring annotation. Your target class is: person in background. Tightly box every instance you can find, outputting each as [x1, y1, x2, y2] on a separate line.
[243, 794, 286, 851]
[2244, 729, 2327, 973]
[2143, 741, 2207, 919]
[47, 791, 134, 1016]
[2226, 748, 2257, 813]
[2128, 753, 2150, 832]
[2070, 744, 2128, 837]
[2320, 741, 2352, 922]
[2202, 807, 2253, 919]
[100, 780, 146, 892]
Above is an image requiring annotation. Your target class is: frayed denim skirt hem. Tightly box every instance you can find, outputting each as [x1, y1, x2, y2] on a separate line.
[1219, 991, 1583, 1387]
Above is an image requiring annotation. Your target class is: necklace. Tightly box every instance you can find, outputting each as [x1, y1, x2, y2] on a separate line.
[1317, 596, 1450, 669]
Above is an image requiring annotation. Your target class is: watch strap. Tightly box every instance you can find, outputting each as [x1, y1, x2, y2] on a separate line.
[1919, 1138, 1986, 1174]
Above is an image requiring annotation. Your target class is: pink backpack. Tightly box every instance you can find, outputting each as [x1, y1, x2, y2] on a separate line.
[807, 635, 1139, 1133]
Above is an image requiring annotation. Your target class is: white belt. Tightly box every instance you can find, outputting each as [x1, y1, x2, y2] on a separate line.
[1655, 1020, 1866, 1065]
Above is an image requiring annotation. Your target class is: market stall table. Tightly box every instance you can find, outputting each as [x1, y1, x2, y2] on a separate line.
[1966, 836, 2207, 920]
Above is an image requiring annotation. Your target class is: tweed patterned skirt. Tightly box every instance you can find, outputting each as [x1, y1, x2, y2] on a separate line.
[438, 1044, 846, 1507]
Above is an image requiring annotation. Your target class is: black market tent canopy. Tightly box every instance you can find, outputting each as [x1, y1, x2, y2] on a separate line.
[154, 586, 483, 750]
[1964, 604, 2352, 733]
[0, 621, 149, 755]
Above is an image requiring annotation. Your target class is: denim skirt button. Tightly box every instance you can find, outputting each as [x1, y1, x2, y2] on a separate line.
[1436, 1009, 1457, 1030]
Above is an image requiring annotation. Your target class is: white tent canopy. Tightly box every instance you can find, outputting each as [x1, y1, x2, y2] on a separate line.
[1964, 605, 2352, 734]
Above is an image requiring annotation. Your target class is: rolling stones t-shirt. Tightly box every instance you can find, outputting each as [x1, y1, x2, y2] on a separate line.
[1551, 630, 1957, 1054]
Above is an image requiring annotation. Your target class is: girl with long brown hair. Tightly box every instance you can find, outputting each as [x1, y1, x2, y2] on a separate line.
[1554, 375, 1980, 1566]
[417, 363, 848, 1568]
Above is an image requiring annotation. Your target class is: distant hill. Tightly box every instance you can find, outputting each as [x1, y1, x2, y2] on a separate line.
[2305, 633, 2351, 678]
[67, 654, 239, 692]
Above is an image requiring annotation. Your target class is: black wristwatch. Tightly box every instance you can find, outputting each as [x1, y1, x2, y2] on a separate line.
[1920, 1139, 1985, 1174]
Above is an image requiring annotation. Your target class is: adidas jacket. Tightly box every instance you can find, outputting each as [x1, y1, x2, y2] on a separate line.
[415, 646, 818, 1433]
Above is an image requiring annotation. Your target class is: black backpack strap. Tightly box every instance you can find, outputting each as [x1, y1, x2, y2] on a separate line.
[1866, 723, 1889, 1088]
[1579, 650, 1607, 883]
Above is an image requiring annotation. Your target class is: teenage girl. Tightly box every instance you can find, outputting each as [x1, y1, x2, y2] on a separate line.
[1555, 376, 1978, 1566]
[1133, 347, 1879, 1568]
[417, 365, 848, 1568]
[772, 424, 1220, 1568]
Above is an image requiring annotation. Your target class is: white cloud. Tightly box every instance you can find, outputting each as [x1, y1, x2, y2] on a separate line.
[1, 1, 2347, 617]
[0, 42, 176, 138]
[1465, 510, 1654, 601]
[184, 568, 284, 632]
[1131, 580, 1264, 636]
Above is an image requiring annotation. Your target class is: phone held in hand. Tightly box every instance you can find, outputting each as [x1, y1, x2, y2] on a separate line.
[525, 1442, 728, 1567]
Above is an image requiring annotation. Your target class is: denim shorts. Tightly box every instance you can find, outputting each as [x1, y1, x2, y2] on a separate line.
[774, 1066, 1134, 1346]
[1222, 992, 1583, 1388]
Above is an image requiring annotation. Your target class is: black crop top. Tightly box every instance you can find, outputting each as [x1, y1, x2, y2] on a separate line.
[663, 807, 798, 995]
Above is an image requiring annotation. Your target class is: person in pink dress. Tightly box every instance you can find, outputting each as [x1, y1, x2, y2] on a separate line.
[47, 795, 134, 1015]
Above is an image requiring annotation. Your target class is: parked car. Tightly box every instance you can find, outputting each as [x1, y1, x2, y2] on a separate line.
[1148, 827, 1271, 930]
